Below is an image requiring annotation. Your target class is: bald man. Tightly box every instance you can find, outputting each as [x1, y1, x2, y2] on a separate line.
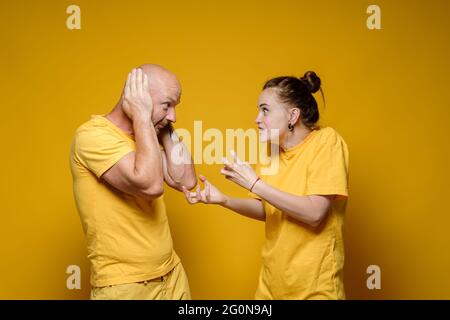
[70, 65, 197, 300]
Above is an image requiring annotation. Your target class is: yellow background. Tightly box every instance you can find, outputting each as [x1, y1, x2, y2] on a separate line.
[1, 0, 449, 299]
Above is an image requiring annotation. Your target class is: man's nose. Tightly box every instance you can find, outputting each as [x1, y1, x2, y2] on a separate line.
[167, 108, 176, 123]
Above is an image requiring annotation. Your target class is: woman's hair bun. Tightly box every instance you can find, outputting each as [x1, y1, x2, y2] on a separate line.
[300, 71, 321, 94]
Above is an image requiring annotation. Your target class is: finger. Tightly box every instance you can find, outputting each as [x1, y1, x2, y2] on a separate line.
[196, 185, 202, 201]
[185, 186, 201, 204]
[220, 168, 236, 179]
[181, 186, 194, 203]
[200, 190, 208, 203]
[230, 150, 243, 165]
[220, 166, 231, 174]
[205, 180, 211, 202]
[130, 68, 137, 96]
[198, 174, 211, 201]
[226, 153, 240, 169]
[181, 186, 190, 197]
[143, 73, 149, 92]
[225, 175, 236, 183]
[222, 163, 232, 170]
[230, 150, 237, 163]
[124, 73, 131, 98]
[181, 186, 192, 203]
[198, 189, 208, 203]
[222, 157, 231, 166]
[189, 191, 199, 203]
[224, 162, 239, 174]
[221, 158, 234, 171]
[136, 68, 143, 96]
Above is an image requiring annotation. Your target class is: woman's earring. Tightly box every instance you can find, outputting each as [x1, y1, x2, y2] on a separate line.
[288, 123, 294, 132]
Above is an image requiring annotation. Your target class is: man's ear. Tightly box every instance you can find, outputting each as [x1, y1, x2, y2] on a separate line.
[289, 108, 301, 125]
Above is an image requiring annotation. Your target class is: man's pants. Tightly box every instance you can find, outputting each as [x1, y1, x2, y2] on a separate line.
[90, 263, 191, 300]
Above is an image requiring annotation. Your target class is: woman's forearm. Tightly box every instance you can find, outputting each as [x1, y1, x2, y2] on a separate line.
[251, 180, 330, 227]
[220, 197, 266, 221]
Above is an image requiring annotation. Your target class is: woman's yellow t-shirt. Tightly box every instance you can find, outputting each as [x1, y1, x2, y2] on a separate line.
[252, 127, 349, 299]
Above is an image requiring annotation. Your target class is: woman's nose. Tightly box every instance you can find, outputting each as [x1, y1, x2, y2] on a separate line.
[255, 113, 262, 124]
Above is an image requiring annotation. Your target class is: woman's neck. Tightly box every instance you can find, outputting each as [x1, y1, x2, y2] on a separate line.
[281, 126, 312, 150]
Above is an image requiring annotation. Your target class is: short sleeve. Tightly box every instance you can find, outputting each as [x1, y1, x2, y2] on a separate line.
[74, 127, 134, 178]
[305, 131, 349, 198]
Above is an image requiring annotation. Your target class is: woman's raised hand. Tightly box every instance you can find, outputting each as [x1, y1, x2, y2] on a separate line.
[220, 150, 259, 191]
[182, 175, 228, 205]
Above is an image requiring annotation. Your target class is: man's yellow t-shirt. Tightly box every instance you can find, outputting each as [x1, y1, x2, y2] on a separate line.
[252, 127, 349, 299]
[69, 115, 179, 287]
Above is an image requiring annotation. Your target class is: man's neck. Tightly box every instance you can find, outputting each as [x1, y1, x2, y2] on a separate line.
[105, 104, 134, 137]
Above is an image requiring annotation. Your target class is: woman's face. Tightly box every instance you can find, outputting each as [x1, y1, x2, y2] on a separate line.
[256, 88, 291, 143]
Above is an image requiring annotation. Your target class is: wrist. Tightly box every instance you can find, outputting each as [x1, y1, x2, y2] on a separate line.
[219, 195, 230, 207]
[169, 129, 180, 143]
[250, 178, 263, 194]
[159, 129, 173, 145]
[249, 177, 261, 192]
[133, 114, 152, 126]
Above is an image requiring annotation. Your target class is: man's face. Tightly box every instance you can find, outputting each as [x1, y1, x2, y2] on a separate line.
[149, 75, 181, 134]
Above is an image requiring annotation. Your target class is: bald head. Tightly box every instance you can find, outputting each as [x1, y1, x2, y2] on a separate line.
[120, 64, 181, 131]
[138, 64, 181, 97]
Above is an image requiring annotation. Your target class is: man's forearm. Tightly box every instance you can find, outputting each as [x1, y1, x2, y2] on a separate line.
[160, 132, 197, 189]
[133, 117, 164, 191]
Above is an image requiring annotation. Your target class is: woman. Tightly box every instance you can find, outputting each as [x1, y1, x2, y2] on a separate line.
[182, 71, 349, 300]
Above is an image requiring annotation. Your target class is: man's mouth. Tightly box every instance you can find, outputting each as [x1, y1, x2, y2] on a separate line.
[156, 122, 166, 129]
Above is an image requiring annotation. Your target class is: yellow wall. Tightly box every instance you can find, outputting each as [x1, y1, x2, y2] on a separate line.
[1, 0, 449, 299]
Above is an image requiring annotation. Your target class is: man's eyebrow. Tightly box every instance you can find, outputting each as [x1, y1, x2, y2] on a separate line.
[163, 97, 177, 104]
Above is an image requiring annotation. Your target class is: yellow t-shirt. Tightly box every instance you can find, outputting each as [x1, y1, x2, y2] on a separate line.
[69, 115, 179, 287]
[251, 127, 349, 299]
